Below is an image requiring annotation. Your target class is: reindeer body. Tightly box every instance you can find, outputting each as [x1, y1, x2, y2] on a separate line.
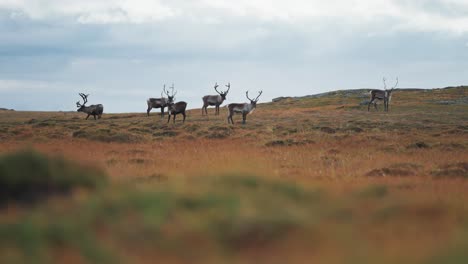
[202, 83, 230, 116]
[227, 103, 255, 124]
[147, 98, 169, 117]
[167, 102, 187, 123]
[227, 91, 262, 125]
[203, 95, 224, 106]
[368, 77, 398, 112]
[76, 93, 103, 120]
[147, 84, 176, 117]
[368, 90, 393, 112]
[78, 104, 104, 120]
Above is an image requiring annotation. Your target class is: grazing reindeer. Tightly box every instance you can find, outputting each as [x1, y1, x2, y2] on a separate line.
[147, 84, 176, 117]
[368, 77, 398, 112]
[167, 101, 187, 123]
[202, 82, 230, 116]
[227, 90, 262, 125]
[76, 93, 103, 120]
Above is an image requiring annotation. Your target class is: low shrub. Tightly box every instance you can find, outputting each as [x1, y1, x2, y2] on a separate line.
[0, 149, 107, 204]
[431, 162, 468, 178]
[407, 141, 431, 149]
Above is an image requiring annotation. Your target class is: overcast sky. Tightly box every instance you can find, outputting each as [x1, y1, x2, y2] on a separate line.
[0, 0, 467, 112]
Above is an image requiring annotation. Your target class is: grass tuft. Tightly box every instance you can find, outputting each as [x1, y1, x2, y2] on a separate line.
[432, 162, 468, 178]
[0, 149, 107, 204]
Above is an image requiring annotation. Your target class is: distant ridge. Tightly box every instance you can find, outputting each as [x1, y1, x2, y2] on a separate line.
[0, 108, 14, 111]
[272, 86, 467, 102]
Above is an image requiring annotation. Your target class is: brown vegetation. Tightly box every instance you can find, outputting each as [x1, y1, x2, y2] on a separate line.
[0, 86, 467, 263]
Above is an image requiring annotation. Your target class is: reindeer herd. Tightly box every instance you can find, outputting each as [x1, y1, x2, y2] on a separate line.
[75, 77, 398, 123]
[76, 82, 262, 124]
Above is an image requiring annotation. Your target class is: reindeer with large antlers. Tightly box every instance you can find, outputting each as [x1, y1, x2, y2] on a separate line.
[146, 84, 176, 117]
[368, 77, 398, 112]
[202, 82, 230, 116]
[76, 93, 104, 120]
[227, 90, 262, 125]
[166, 85, 187, 123]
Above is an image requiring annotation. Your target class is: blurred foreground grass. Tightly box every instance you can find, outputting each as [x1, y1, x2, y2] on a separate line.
[1, 150, 468, 264]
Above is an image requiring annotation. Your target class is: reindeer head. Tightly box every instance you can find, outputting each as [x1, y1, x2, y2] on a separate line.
[163, 83, 177, 104]
[246, 90, 263, 107]
[214, 82, 230, 100]
[76, 93, 89, 112]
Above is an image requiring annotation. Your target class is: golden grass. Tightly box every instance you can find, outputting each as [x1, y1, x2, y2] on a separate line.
[0, 86, 467, 263]
[0, 88, 466, 187]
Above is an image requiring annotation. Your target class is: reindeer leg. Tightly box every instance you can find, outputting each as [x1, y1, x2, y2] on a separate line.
[173, 114, 176, 124]
[182, 112, 186, 123]
[147, 107, 151, 116]
[94, 114, 97, 120]
[86, 114, 90, 120]
[368, 100, 372, 111]
[242, 113, 247, 125]
[167, 114, 171, 123]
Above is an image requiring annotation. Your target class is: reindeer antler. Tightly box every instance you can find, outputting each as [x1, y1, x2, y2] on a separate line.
[214, 82, 222, 95]
[163, 84, 170, 97]
[383, 77, 387, 90]
[393, 77, 399, 90]
[246, 90, 253, 101]
[171, 83, 177, 97]
[225, 82, 230, 94]
[255, 90, 263, 101]
[77, 93, 89, 106]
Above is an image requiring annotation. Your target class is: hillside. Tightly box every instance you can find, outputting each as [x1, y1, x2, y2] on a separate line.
[0, 86, 467, 263]
[272, 86, 468, 103]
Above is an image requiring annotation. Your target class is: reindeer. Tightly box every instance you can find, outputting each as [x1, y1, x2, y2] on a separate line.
[147, 84, 176, 117]
[76, 93, 103, 120]
[227, 90, 262, 125]
[368, 77, 398, 112]
[167, 102, 187, 124]
[202, 82, 230, 116]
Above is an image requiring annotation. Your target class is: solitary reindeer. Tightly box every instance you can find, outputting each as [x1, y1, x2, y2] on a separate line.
[368, 77, 398, 112]
[147, 84, 176, 117]
[202, 82, 230, 116]
[227, 90, 262, 125]
[76, 93, 103, 120]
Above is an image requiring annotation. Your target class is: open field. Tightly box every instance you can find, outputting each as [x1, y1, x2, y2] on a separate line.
[0, 86, 467, 263]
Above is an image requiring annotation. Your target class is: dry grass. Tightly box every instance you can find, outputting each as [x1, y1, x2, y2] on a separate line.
[0, 86, 467, 263]
[1, 87, 466, 182]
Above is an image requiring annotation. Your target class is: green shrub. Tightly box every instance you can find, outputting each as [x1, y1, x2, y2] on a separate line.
[0, 149, 107, 203]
